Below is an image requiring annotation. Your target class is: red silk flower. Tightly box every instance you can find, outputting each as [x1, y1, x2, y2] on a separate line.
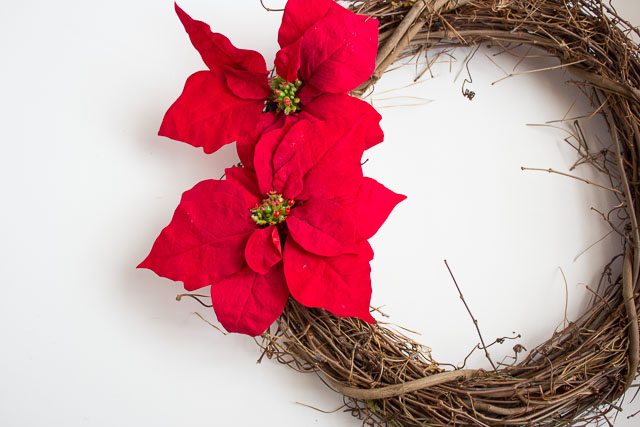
[160, 1, 382, 155]
[139, 116, 405, 336]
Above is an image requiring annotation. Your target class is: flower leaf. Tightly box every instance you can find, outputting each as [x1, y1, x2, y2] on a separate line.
[284, 239, 374, 324]
[287, 198, 361, 257]
[159, 71, 263, 154]
[245, 227, 283, 275]
[175, 3, 267, 74]
[138, 180, 254, 291]
[212, 263, 289, 336]
[338, 177, 407, 240]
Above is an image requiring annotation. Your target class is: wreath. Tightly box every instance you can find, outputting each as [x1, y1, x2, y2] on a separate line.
[139, 0, 640, 425]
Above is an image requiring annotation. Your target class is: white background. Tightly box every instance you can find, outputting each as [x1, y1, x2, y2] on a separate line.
[1, 0, 640, 425]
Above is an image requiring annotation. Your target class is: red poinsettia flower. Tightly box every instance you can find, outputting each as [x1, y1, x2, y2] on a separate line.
[139, 117, 405, 336]
[159, 0, 382, 155]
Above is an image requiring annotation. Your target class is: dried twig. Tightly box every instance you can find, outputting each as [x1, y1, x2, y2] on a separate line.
[521, 166, 624, 194]
[444, 259, 497, 371]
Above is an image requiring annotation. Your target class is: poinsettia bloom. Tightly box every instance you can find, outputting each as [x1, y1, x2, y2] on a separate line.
[159, 1, 382, 155]
[139, 117, 405, 336]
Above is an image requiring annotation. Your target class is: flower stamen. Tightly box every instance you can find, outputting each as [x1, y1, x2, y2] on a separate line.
[250, 191, 295, 226]
[270, 77, 301, 115]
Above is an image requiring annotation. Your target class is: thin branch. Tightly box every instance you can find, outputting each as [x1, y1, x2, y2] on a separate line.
[259, 0, 283, 12]
[491, 60, 586, 85]
[444, 260, 498, 372]
[574, 228, 616, 262]
[623, 250, 639, 390]
[521, 167, 624, 194]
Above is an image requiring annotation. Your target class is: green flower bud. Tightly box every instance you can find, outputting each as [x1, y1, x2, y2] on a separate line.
[250, 191, 296, 226]
[269, 76, 302, 114]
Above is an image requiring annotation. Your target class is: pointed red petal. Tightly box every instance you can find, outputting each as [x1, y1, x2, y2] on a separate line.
[338, 177, 406, 240]
[298, 14, 378, 93]
[272, 152, 303, 200]
[277, 0, 350, 47]
[296, 118, 365, 201]
[258, 118, 358, 201]
[274, 38, 302, 83]
[159, 70, 263, 154]
[271, 120, 323, 199]
[175, 3, 267, 74]
[245, 227, 283, 274]
[272, 119, 328, 176]
[253, 118, 296, 195]
[224, 166, 261, 209]
[284, 239, 374, 323]
[301, 93, 383, 149]
[287, 197, 360, 257]
[138, 180, 254, 291]
[296, 84, 324, 106]
[211, 263, 289, 336]
[237, 112, 284, 171]
[222, 67, 271, 100]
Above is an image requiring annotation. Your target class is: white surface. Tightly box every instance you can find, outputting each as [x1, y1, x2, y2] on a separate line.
[1, 0, 639, 426]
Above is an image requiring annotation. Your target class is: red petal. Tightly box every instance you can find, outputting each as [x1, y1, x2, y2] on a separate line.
[301, 93, 383, 149]
[252, 115, 368, 202]
[175, 3, 267, 74]
[224, 166, 261, 209]
[338, 177, 406, 240]
[254, 118, 295, 195]
[272, 151, 303, 200]
[287, 197, 360, 257]
[211, 263, 289, 336]
[298, 14, 378, 93]
[223, 67, 271, 100]
[245, 227, 282, 274]
[296, 84, 324, 106]
[271, 120, 323, 199]
[159, 70, 263, 154]
[237, 112, 284, 171]
[274, 38, 302, 83]
[277, 0, 350, 47]
[272, 120, 328, 175]
[284, 239, 374, 323]
[138, 180, 254, 291]
[180, 178, 245, 202]
[296, 118, 365, 201]
[257, 118, 357, 200]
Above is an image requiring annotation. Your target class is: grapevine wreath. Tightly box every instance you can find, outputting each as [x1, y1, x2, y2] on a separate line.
[139, 0, 640, 425]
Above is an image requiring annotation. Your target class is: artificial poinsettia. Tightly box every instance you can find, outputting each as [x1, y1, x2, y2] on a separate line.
[139, 116, 405, 336]
[160, 0, 382, 155]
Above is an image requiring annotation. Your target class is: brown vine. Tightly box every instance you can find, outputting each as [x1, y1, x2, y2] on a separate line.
[254, 0, 640, 425]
